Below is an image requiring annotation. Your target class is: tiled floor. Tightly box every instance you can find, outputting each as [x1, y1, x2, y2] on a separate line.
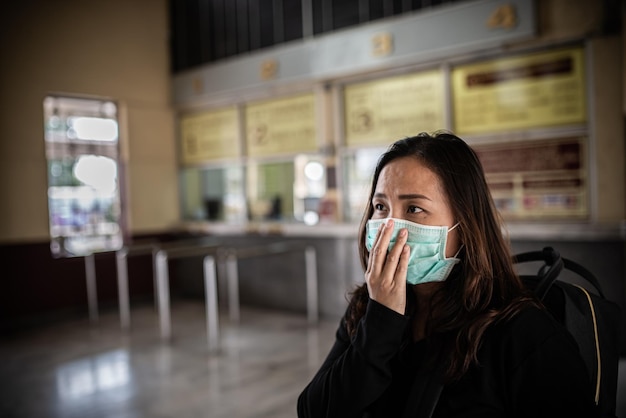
[0, 302, 338, 418]
[1, 301, 625, 418]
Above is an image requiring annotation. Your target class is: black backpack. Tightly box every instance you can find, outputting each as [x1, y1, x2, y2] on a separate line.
[513, 247, 622, 418]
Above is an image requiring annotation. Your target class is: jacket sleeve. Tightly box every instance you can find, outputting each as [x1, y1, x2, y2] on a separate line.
[297, 299, 408, 418]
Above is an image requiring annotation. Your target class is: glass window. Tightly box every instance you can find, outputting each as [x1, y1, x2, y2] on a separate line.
[43, 96, 124, 257]
[180, 165, 247, 222]
[247, 160, 295, 222]
[181, 156, 327, 225]
[294, 154, 327, 225]
[246, 155, 327, 224]
[341, 147, 386, 223]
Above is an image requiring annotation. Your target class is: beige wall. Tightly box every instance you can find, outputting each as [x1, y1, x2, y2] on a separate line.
[0, 0, 179, 243]
[590, 36, 625, 222]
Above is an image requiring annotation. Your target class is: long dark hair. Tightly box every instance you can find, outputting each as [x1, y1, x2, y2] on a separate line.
[346, 132, 536, 381]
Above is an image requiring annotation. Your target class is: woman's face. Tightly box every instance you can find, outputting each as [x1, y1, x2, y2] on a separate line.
[371, 156, 461, 258]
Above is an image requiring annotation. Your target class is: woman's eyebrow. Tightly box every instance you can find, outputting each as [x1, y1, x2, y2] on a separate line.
[398, 193, 431, 201]
[373, 192, 431, 201]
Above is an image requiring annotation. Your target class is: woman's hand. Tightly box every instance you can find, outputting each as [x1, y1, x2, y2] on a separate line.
[365, 219, 410, 315]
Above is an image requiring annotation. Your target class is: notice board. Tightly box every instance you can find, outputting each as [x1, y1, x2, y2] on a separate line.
[245, 93, 317, 157]
[452, 47, 586, 135]
[344, 70, 445, 147]
[180, 107, 240, 164]
[474, 137, 588, 220]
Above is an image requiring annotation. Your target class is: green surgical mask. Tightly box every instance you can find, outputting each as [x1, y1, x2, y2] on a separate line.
[365, 218, 460, 285]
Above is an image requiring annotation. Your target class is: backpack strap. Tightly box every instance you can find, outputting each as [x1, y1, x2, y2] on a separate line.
[512, 247, 564, 299]
[569, 284, 602, 405]
[513, 247, 606, 299]
[563, 258, 606, 299]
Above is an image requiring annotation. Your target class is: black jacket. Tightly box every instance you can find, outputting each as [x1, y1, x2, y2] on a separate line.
[297, 298, 596, 417]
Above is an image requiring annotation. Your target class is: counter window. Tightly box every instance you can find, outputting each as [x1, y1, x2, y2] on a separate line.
[247, 161, 295, 222]
[180, 165, 247, 222]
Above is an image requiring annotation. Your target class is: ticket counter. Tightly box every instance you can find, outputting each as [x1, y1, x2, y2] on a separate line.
[170, 0, 625, 350]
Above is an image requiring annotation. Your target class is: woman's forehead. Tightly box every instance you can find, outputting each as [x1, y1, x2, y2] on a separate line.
[377, 157, 440, 187]
[375, 157, 449, 203]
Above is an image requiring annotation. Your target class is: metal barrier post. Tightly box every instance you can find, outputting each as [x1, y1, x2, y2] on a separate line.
[226, 253, 240, 323]
[115, 248, 130, 330]
[85, 253, 98, 323]
[216, 249, 228, 307]
[155, 250, 171, 339]
[305, 246, 319, 324]
[152, 246, 160, 311]
[203, 255, 220, 353]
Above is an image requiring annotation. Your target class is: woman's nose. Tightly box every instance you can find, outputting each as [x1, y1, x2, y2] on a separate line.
[388, 209, 403, 220]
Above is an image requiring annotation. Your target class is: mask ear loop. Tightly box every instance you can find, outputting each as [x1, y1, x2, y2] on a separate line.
[448, 222, 464, 258]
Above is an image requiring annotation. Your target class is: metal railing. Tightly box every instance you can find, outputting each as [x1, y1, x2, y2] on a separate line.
[115, 237, 221, 330]
[115, 243, 160, 330]
[114, 238, 319, 353]
[153, 242, 224, 352]
[84, 253, 98, 323]
[224, 241, 319, 325]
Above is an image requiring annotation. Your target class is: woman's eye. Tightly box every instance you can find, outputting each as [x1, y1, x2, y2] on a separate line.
[407, 205, 423, 214]
[373, 203, 386, 211]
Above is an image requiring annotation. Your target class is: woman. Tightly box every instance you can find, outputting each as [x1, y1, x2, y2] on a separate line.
[297, 132, 595, 417]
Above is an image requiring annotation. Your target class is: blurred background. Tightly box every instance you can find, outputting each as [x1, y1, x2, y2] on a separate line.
[0, 0, 624, 417]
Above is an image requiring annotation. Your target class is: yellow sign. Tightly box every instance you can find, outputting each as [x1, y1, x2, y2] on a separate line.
[344, 70, 445, 147]
[260, 59, 278, 80]
[486, 4, 517, 29]
[452, 47, 586, 135]
[180, 107, 239, 164]
[371, 32, 393, 57]
[245, 93, 317, 157]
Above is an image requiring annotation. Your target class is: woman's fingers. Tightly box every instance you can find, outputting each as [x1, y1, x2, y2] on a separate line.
[366, 221, 384, 272]
[384, 228, 408, 281]
[366, 218, 391, 275]
[394, 238, 410, 280]
[365, 220, 410, 314]
[369, 220, 408, 282]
